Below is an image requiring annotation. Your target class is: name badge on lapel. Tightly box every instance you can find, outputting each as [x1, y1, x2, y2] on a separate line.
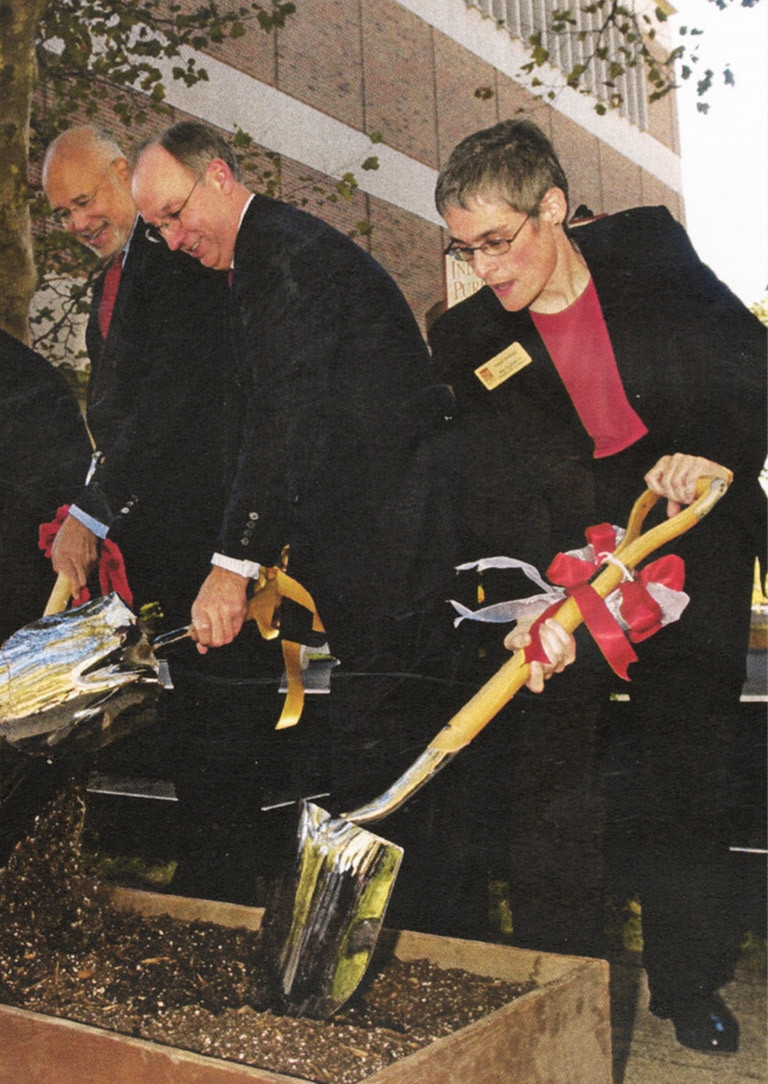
[475, 342, 532, 390]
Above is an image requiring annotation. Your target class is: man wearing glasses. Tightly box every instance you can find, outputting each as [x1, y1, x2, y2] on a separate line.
[131, 121, 455, 667]
[40, 127, 289, 904]
[428, 119, 766, 1053]
[128, 121, 458, 920]
[41, 126, 232, 627]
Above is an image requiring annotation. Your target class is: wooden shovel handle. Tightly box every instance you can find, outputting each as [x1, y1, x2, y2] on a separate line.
[429, 476, 730, 754]
[43, 572, 74, 616]
[616, 467, 732, 555]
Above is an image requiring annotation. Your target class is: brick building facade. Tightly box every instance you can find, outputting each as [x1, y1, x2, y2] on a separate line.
[47, 0, 685, 336]
[157, 0, 682, 332]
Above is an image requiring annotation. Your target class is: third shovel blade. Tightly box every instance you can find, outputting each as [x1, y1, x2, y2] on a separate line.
[262, 800, 403, 1019]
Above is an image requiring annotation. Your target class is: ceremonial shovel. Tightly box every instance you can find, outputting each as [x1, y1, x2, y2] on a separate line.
[261, 476, 731, 1019]
[0, 557, 322, 758]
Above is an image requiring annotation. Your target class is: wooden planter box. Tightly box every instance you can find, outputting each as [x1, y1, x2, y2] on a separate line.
[0, 888, 612, 1084]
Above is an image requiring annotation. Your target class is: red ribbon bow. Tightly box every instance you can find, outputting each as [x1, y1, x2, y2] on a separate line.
[526, 523, 685, 680]
[39, 505, 134, 609]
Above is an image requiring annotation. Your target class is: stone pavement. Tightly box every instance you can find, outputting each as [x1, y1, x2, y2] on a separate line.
[609, 949, 766, 1084]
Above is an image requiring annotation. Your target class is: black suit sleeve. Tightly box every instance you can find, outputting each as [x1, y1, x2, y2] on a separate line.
[0, 329, 92, 634]
[75, 233, 232, 536]
[584, 207, 766, 540]
[218, 202, 438, 570]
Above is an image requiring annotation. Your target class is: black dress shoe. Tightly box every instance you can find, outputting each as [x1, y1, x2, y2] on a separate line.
[649, 993, 739, 1053]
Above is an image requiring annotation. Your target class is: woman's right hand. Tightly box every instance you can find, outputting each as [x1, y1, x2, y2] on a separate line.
[504, 617, 576, 693]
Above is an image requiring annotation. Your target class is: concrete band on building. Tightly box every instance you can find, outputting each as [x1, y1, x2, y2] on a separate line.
[61, 0, 686, 333]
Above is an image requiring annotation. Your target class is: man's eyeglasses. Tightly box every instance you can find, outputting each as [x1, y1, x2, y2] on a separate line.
[444, 215, 529, 263]
[50, 160, 116, 227]
[147, 177, 200, 240]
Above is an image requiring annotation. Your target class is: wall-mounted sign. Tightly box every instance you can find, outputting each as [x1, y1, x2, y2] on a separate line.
[445, 257, 483, 308]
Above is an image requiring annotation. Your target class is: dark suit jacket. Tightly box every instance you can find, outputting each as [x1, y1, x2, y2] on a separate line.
[224, 195, 457, 648]
[77, 220, 234, 620]
[0, 329, 92, 637]
[429, 206, 766, 699]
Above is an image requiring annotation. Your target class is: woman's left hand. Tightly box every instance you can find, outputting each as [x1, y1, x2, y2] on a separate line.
[645, 453, 731, 517]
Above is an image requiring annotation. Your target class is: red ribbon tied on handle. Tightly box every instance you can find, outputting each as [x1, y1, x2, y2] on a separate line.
[38, 505, 134, 609]
[526, 523, 685, 679]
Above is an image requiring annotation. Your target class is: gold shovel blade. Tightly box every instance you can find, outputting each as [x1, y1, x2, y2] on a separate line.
[261, 801, 403, 1019]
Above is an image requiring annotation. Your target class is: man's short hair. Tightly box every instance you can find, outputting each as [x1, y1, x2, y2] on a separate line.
[137, 121, 242, 181]
[435, 119, 569, 218]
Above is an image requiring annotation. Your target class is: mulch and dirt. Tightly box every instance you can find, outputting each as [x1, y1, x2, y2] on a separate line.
[0, 780, 535, 1083]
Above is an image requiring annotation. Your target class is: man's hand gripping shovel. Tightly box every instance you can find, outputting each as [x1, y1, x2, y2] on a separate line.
[10, 560, 324, 750]
[261, 476, 731, 1020]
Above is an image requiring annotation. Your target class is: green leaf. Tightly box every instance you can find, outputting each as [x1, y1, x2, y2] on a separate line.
[696, 68, 713, 96]
[649, 85, 675, 102]
[336, 172, 359, 198]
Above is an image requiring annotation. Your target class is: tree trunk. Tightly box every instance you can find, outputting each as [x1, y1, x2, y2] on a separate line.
[0, 0, 48, 343]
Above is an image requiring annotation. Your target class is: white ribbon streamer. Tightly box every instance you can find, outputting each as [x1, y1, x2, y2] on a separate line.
[450, 529, 689, 632]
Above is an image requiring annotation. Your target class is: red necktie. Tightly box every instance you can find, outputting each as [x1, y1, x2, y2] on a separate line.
[98, 253, 123, 339]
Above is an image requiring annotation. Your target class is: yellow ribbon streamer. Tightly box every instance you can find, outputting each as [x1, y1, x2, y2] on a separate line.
[245, 563, 327, 730]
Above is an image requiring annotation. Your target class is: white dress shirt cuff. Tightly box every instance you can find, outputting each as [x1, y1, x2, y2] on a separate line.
[68, 505, 109, 539]
[211, 552, 262, 579]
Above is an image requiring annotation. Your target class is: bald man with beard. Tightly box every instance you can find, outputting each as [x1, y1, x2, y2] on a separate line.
[42, 125, 233, 624]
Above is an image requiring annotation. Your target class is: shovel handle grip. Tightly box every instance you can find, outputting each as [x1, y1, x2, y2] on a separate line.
[43, 572, 73, 616]
[429, 476, 730, 754]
